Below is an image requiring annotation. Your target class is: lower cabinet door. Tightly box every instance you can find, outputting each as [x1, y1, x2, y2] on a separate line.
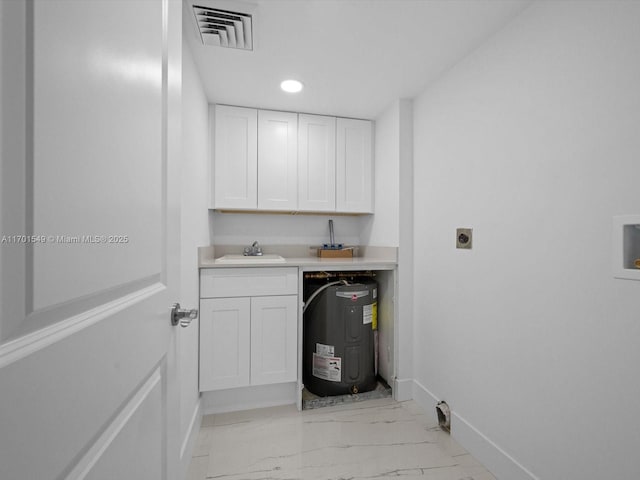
[199, 297, 251, 391]
[250, 295, 298, 385]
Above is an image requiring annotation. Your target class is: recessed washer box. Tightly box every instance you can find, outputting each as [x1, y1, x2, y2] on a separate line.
[613, 215, 640, 281]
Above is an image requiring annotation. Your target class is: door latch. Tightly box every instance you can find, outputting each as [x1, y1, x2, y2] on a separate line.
[170, 303, 198, 327]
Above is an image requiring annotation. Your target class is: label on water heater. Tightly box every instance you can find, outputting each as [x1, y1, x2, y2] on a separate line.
[362, 303, 378, 329]
[312, 353, 341, 382]
[363, 304, 373, 324]
[316, 343, 334, 357]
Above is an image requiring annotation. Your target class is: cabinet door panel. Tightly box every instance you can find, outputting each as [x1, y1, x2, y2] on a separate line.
[199, 298, 251, 391]
[250, 295, 298, 385]
[298, 114, 336, 212]
[213, 105, 257, 209]
[258, 110, 298, 210]
[336, 118, 373, 213]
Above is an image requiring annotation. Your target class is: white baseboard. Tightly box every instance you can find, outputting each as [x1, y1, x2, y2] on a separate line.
[410, 378, 440, 425]
[393, 377, 414, 402]
[201, 382, 297, 415]
[179, 399, 202, 480]
[411, 380, 538, 480]
[452, 411, 539, 480]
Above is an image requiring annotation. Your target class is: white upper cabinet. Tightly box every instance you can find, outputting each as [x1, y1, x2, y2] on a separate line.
[213, 105, 258, 209]
[298, 114, 336, 212]
[258, 110, 298, 210]
[336, 118, 373, 213]
[212, 105, 373, 214]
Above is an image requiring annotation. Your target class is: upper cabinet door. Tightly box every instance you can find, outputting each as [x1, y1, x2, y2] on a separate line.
[298, 114, 336, 212]
[258, 110, 298, 210]
[336, 118, 373, 213]
[213, 105, 258, 209]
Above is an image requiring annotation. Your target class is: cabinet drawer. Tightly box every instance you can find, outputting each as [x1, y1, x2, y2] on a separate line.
[200, 267, 298, 298]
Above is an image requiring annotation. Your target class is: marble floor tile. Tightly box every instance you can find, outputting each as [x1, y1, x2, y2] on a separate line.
[188, 399, 496, 480]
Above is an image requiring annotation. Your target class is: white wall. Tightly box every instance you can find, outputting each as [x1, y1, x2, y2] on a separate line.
[359, 99, 415, 398]
[210, 211, 366, 247]
[396, 99, 414, 393]
[361, 102, 400, 247]
[412, 2, 640, 479]
[179, 42, 210, 466]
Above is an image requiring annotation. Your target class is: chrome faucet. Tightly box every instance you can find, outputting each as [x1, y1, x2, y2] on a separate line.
[243, 241, 263, 256]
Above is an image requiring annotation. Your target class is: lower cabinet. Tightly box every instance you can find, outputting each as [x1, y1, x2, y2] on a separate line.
[199, 292, 298, 392]
[199, 297, 251, 391]
[250, 295, 298, 385]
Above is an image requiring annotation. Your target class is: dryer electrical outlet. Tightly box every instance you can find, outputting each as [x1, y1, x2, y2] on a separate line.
[456, 228, 473, 249]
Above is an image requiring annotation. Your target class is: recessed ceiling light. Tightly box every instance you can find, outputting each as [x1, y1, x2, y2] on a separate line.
[280, 79, 303, 93]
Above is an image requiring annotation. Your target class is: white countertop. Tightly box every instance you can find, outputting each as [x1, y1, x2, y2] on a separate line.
[198, 245, 397, 270]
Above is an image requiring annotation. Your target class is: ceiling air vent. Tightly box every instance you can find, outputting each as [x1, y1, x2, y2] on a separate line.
[193, 5, 253, 50]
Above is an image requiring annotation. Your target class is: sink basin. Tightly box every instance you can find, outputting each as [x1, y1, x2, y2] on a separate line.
[214, 254, 286, 264]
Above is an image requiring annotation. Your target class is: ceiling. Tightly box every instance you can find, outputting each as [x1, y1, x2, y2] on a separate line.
[184, 0, 532, 119]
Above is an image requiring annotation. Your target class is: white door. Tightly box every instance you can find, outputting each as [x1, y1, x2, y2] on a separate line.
[298, 114, 336, 212]
[258, 110, 298, 210]
[0, 1, 183, 479]
[336, 118, 374, 213]
[250, 295, 298, 385]
[199, 297, 251, 391]
[213, 105, 258, 210]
